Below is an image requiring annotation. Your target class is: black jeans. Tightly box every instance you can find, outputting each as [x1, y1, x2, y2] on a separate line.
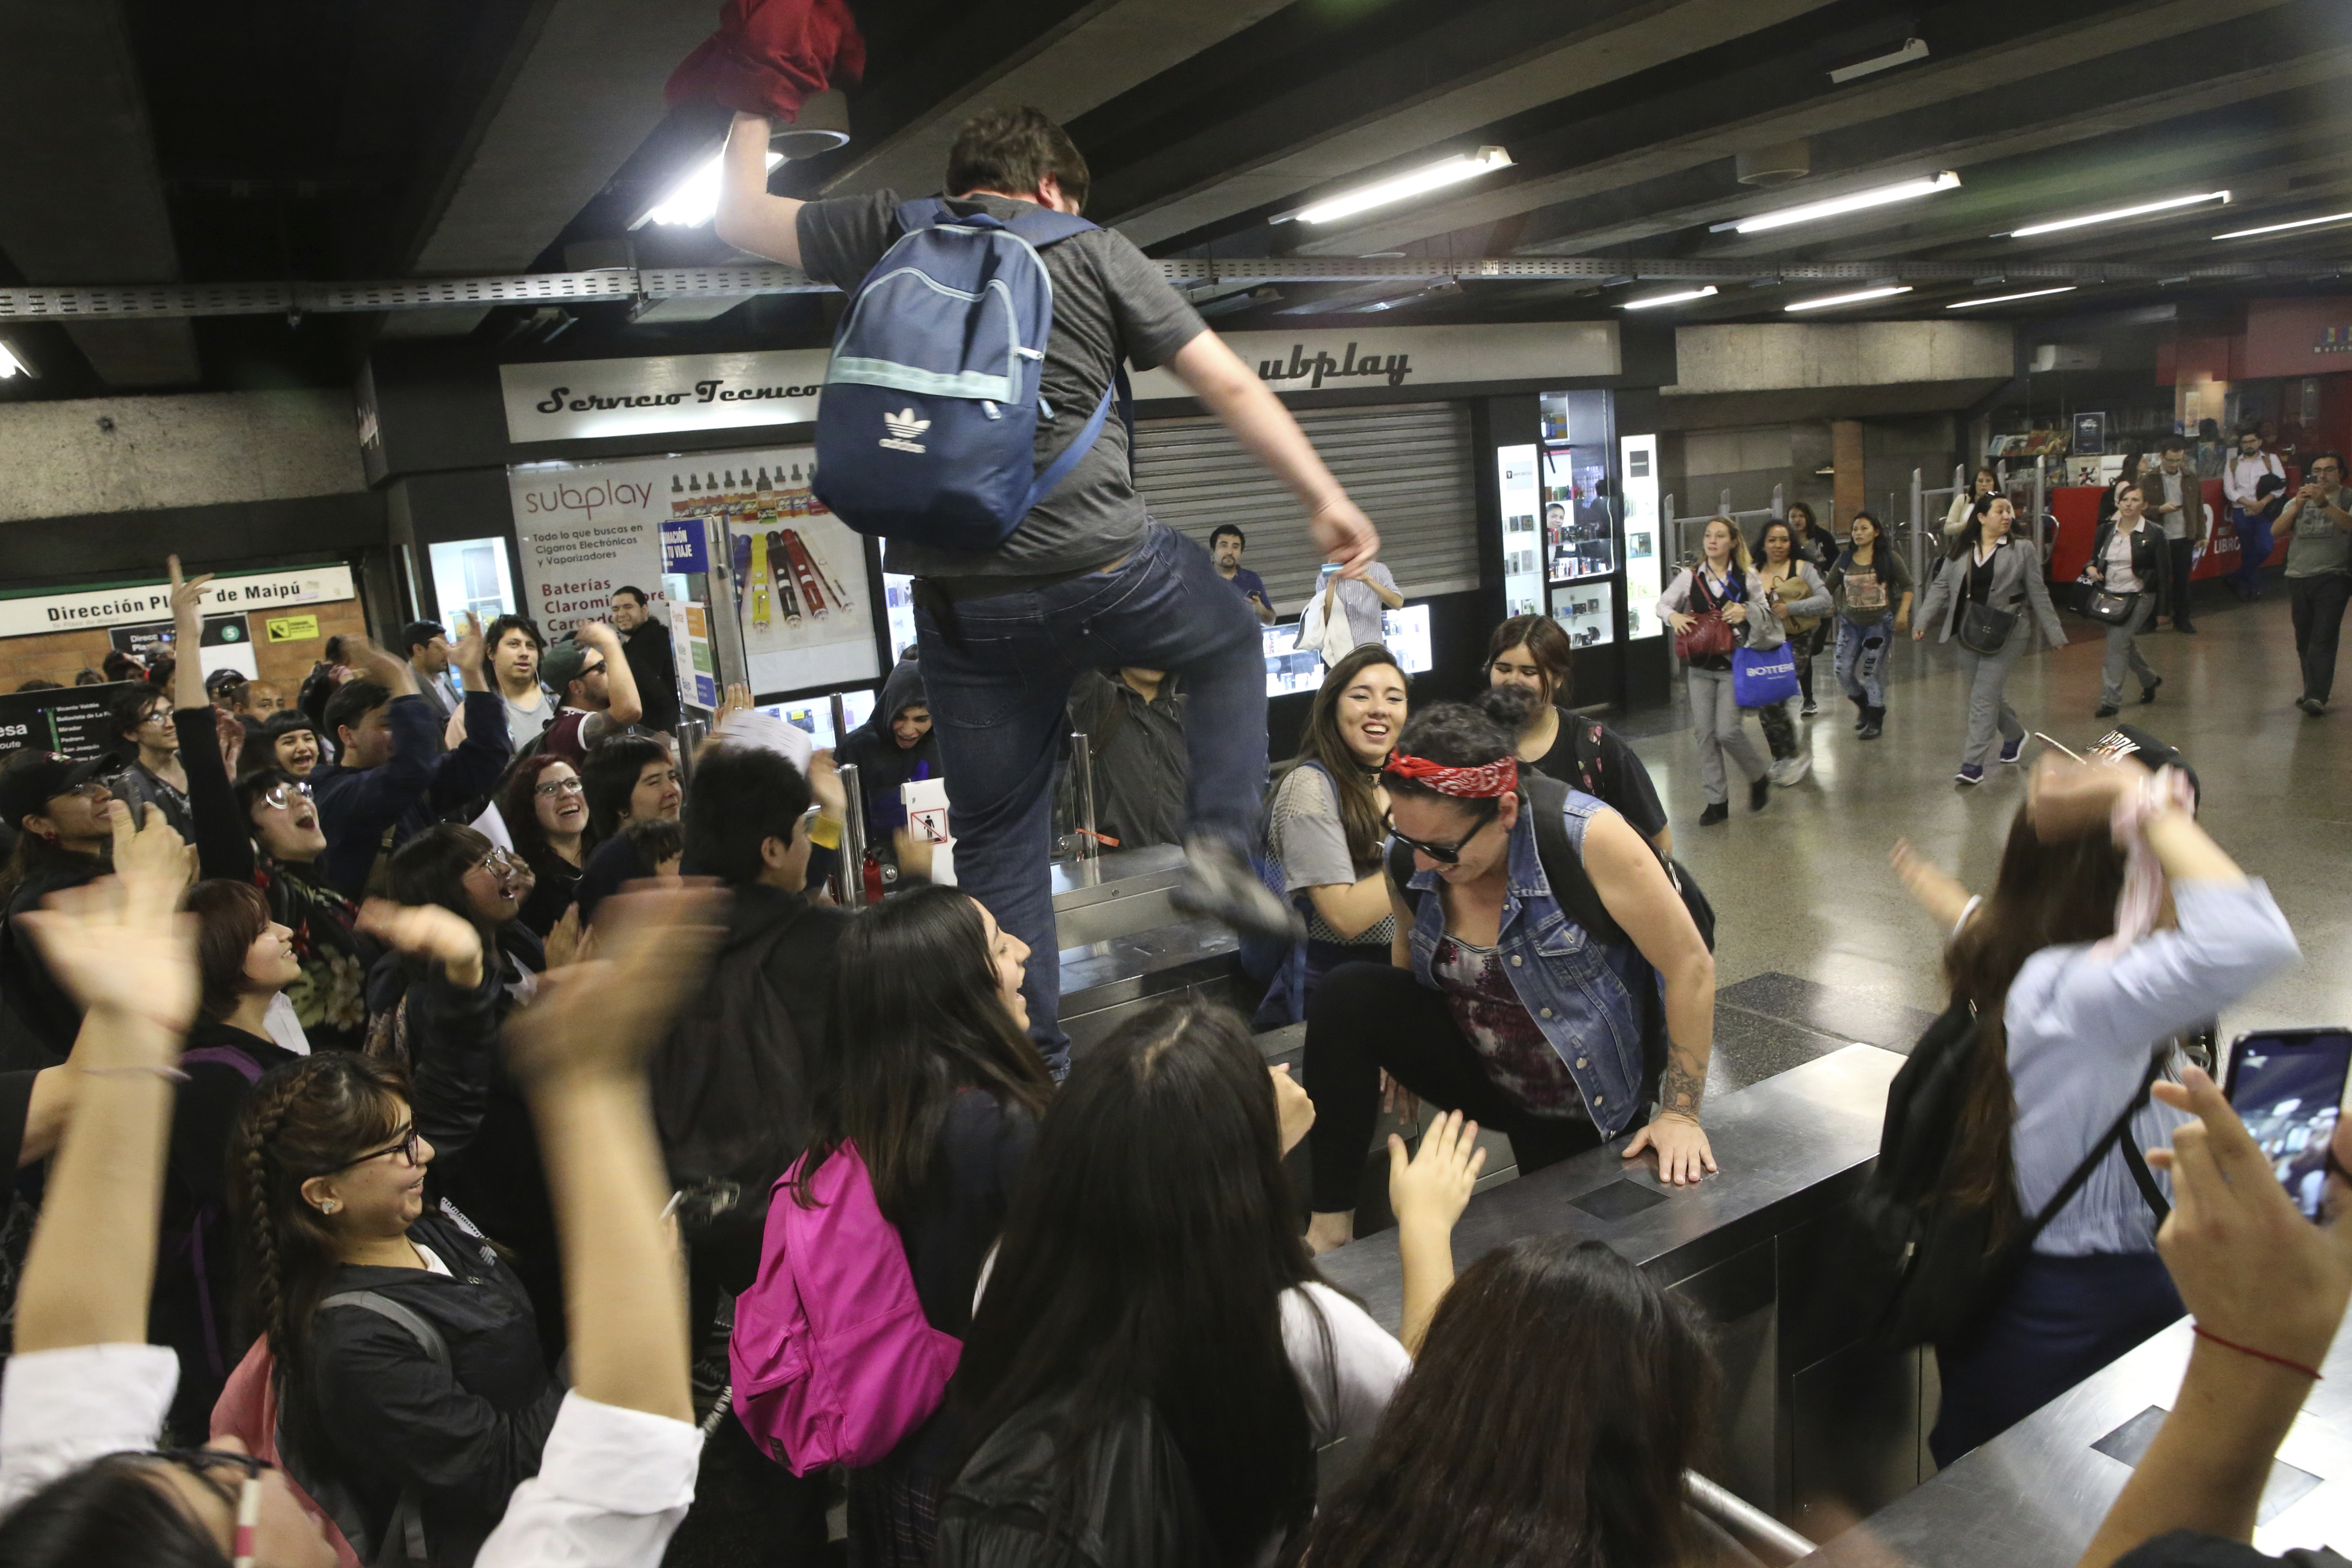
[2290, 572, 2351, 703]
[1303, 961, 1603, 1211]
[2165, 536, 2197, 627]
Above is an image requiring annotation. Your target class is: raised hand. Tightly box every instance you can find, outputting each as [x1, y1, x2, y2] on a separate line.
[340, 634, 417, 696]
[505, 883, 725, 1087]
[1310, 495, 1381, 578]
[167, 554, 215, 623]
[451, 611, 489, 692]
[357, 898, 485, 989]
[1389, 1109, 1485, 1237]
[17, 803, 199, 1038]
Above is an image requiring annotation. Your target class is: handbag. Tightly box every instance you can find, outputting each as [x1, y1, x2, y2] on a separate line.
[1673, 609, 1735, 662]
[1731, 642, 1800, 707]
[2082, 587, 2139, 625]
[1955, 601, 2015, 656]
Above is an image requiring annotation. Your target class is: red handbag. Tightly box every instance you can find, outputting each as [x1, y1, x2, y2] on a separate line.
[1675, 609, 1736, 661]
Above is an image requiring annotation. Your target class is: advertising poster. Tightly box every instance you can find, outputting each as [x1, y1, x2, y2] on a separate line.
[703, 451, 882, 694]
[510, 448, 880, 695]
[669, 601, 718, 711]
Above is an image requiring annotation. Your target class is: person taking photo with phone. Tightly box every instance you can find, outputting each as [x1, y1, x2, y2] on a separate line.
[2278, 450, 2352, 715]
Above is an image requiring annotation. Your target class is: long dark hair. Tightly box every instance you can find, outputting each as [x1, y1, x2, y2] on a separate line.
[500, 752, 595, 872]
[388, 822, 505, 952]
[1936, 808, 2127, 1235]
[228, 1052, 413, 1467]
[1307, 1236, 1717, 1568]
[948, 1000, 1322, 1564]
[800, 886, 1053, 1226]
[1278, 645, 1406, 873]
[1949, 490, 2012, 560]
[1485, 613, 1574, 705]
[0, 1459, 230, 1566]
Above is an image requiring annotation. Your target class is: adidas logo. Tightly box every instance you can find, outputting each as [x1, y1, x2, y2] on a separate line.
[879, 407, 931, 454]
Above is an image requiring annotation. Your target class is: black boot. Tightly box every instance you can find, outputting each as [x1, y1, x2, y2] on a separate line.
[1850, 695, 1869, 730]
[1858, 706, 1884, 740]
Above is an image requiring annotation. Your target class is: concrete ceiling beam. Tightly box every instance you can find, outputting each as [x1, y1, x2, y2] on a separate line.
[1294, 0, 2298, 257]
[0, 0, 197, 386]
[1107, 0, 1837, 250]
[825, 0, 1295, 200]
[382, 0, 720, 340]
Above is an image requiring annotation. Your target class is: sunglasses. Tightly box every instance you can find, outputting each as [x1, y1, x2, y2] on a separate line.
[149, 1446, 274, 1567]
[260, 780, 314, 812]
[1391, 801, 1499, 865]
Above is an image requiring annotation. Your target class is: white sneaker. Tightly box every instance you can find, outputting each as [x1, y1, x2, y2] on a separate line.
[1769, 754, 1810, 787]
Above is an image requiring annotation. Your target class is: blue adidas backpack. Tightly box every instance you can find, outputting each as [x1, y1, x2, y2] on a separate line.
[813, 197, 1129, 551]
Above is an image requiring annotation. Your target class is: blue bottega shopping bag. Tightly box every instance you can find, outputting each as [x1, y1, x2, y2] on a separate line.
[1731, 642, 1800, 707]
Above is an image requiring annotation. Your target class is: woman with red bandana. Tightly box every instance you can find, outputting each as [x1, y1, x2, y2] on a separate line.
[1302, 702, 1718, 1255]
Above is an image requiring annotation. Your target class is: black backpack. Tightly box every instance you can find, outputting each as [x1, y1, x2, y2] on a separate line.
[649, 911, 813, 1256]
[1384, 773, 1713, 1106]
[934, 1393, 1220, 1568]
[1857, 1000, 2172, 1349]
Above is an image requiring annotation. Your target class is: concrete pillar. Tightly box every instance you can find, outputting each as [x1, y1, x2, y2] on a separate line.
[1832, 420, 1864, 531]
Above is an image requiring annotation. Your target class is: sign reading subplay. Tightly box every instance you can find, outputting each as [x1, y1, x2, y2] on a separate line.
[1127, 321, 1620, 400]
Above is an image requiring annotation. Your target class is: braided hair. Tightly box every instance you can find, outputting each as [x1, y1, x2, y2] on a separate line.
[227, 1052, 411, 1465]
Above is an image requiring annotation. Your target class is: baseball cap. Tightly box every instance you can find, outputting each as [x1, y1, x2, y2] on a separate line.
[0, 750, 111, 833]
[538, 638, 599, 695]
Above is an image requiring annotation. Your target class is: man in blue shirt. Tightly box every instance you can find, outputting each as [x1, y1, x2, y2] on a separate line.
[1210, 524, 1276, 624]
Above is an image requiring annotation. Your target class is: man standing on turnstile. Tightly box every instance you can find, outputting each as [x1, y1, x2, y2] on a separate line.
[715, 106, 1382, 1070]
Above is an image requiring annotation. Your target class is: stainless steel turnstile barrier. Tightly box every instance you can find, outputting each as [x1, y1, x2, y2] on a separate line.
[1807, 1315, 2352, 1565]
[1313, 1044, 1926, 1538]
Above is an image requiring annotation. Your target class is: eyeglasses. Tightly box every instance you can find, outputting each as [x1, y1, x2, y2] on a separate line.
[1391, 802, 1500, 866]
[140, 707, 176, 726]
[260, 780, 314, 811]
[579, 660, 606, 679]
[340, 1123, 422, 1171]
[473, 847, 523, 882]
[150, 1446, 274, 1562]
[64, 779, 111, 801]
[534, 776, 587, 798]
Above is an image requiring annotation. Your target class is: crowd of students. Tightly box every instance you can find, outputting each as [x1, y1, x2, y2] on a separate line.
[0, 100, 2339, 1568]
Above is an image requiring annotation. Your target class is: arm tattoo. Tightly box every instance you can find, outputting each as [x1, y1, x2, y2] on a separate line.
[1661, 1044, 1706, 1119]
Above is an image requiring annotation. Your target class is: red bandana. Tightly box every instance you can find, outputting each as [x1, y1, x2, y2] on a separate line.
[1383, 752, 1519, 799]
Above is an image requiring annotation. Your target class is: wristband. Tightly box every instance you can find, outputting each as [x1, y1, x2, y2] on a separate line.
[2194, 1324, 2323, 1381]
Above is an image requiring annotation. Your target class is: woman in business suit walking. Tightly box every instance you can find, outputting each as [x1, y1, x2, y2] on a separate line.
[1915, 493, 2067, 786]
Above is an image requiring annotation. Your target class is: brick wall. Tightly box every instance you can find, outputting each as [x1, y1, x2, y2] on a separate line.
[1, 598, 369, 695]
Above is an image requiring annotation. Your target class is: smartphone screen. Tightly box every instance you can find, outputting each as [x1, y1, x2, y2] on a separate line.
[2225, 1029, 2352, 1220]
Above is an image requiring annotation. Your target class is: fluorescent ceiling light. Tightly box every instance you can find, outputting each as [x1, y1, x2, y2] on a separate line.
[1726, 172, 1959, 235]
[637, 149, 783, 229]
[1946, 285, 2077, 309]
[2004, 191, 2228, 239]
[1828, 37, 1929, 84]
[1621, 286, 1718, 309]
[2212, 210, 2352, 240]
[1784, 285, 1913, 313]
[1287, 147, 1513, 225]
[0, 342, 29, 379]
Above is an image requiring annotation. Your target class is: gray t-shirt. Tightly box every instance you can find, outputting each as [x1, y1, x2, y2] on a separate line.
[2285, 485, 2352, 578]
[501, 688, 553, 754]
[795, 191, 1210, 583]
[1269, 764, 1392, 950]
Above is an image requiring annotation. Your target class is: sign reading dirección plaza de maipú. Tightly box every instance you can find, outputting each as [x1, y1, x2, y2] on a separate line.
[0, 565, 358, 640]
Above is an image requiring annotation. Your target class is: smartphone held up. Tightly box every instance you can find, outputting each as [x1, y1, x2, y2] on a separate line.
[2225, 1029, 2352, 1221]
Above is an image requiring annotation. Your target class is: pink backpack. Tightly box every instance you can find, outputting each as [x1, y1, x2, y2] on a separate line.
[730, 1139, 963, 1475]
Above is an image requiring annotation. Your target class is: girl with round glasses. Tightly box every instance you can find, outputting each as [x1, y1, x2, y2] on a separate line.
[497, 755, 594, 938]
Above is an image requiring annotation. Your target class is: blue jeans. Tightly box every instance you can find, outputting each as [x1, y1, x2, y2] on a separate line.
[1834, 616, 1894, 706]
[913, 523, 1268, 1067]
[2232, 506, 2275, 595]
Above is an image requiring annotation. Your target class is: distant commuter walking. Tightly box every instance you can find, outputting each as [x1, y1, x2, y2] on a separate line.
[1826, 511, 1913, 740]
[2279, 450, 2352, 714]
[2082, 483, 2168, 719]
[1914, 494, 2066, 786]
[1658, 519, 1775, 826]
[2222, 424, 2286, 600]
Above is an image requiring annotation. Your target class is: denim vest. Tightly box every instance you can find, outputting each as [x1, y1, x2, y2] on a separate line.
[1400, 790, 1656, 1138]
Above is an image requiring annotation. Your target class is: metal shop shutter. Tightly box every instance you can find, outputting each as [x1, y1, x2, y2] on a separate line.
[1132, 401, 1479, 613]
